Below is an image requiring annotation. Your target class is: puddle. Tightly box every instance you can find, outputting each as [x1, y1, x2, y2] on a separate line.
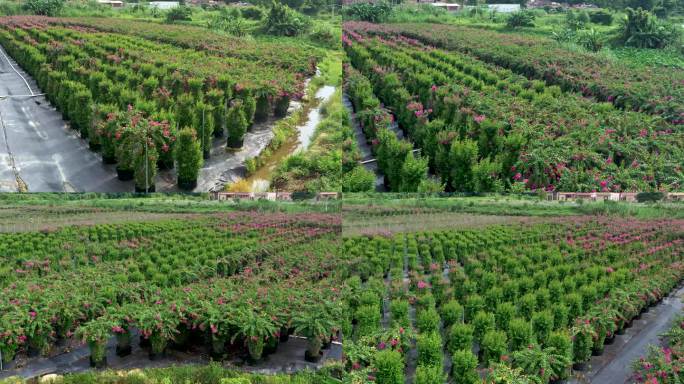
[296, 85, 336, 151]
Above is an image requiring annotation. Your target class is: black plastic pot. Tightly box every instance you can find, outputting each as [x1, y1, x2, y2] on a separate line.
[322, 339, 332, 350]
[157, 159, 174, 170]
[139, 336, 150, 349]
[226, 137, 244, 149]
[178, 179, 197, 191]
[304, 350, 322, 363]
[279, 327, 290, 343]
[89, 142, 101, 152]
[116, 168, 134, 181]
[103, 154, 117, 164]
[264, 338, 279, 356]
[116, 345, 132, 357]
[592, 346, 604, 356]
[572, 362, 588, 371]
[89, 356, 107, 369]
[135, 185, 156, 193]
[149, 351, 165, 361]
[605, 334, 616, 344]
[203, 150, 211, 160]
[27, 346, 40, 358]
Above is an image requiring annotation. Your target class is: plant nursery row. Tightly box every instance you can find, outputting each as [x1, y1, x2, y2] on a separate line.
[0, 211, 343, 369]
[340, 216, 684, 383]
[345, 21, 683, 124]
[0, 16, 321, 191]
[343, 22, 684, 193]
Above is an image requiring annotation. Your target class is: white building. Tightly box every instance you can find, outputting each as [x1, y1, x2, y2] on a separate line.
[488, 3, 521, 12]
[148, 1, 180, 9]
[430, 2, 461, 12]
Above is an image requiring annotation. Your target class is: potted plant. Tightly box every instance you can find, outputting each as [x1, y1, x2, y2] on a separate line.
[76, 317, 113, 368]
[231, 309, 277, 364]
[109, 308, 133, 357]
[512, 343, 571, 384]
[274, 91, 290, 118]
[571, 320, 596, 371]
[0, 327, 23, 366]
[226, 100, 248, 149]
[25, 313, 53, 358]
[293, 308, 336, 363]
[136, 307, 179, 360]
[175, 128, 203, 190]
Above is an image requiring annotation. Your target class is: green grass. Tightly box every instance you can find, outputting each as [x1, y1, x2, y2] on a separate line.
[342, 193, 684, 219]
[0, 193, 340, 214]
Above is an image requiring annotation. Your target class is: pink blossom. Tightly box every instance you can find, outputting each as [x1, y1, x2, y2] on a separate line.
[417, 281, 428, 289]
[474, 115, 486, 124]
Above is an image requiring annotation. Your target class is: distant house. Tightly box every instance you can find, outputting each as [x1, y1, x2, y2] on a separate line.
[487, 4, 521, 13]
[528, 0, 564, 9]
[148, 1, 179, 9]
[668, 192, 684, 202]
[430, 2, 461, 12]
[316, 192, 339, 201]
[97, 0, 124, 7]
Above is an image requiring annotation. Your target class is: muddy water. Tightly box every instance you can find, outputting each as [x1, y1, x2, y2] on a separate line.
[239, 85, 337, 191]
[155, 112, 294, 193]
[296, 85, 336, 150]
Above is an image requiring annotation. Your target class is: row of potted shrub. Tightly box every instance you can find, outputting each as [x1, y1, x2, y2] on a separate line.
[342, 217, 684, 383]
[344, 21, 683, 124]
[343, 29, 684, 193]
[344, 64, 432, 192]
[0, 23, 300, 191]
[0, 213, 342, 366]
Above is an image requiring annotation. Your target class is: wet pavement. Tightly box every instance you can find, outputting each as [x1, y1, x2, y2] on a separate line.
[0, 332, 342, 380]
[343, 94, 384, 191]
[0, 44, 131, 192]
[571, 285, 684, 384]
[0, 43, 313, 193]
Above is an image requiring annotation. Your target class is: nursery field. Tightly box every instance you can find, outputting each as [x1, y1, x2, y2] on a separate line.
[343, 21, 684, 193]
[341, 199, 684, 383]
[0, 197, 344, 380]
[0, 16, 323, 192]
